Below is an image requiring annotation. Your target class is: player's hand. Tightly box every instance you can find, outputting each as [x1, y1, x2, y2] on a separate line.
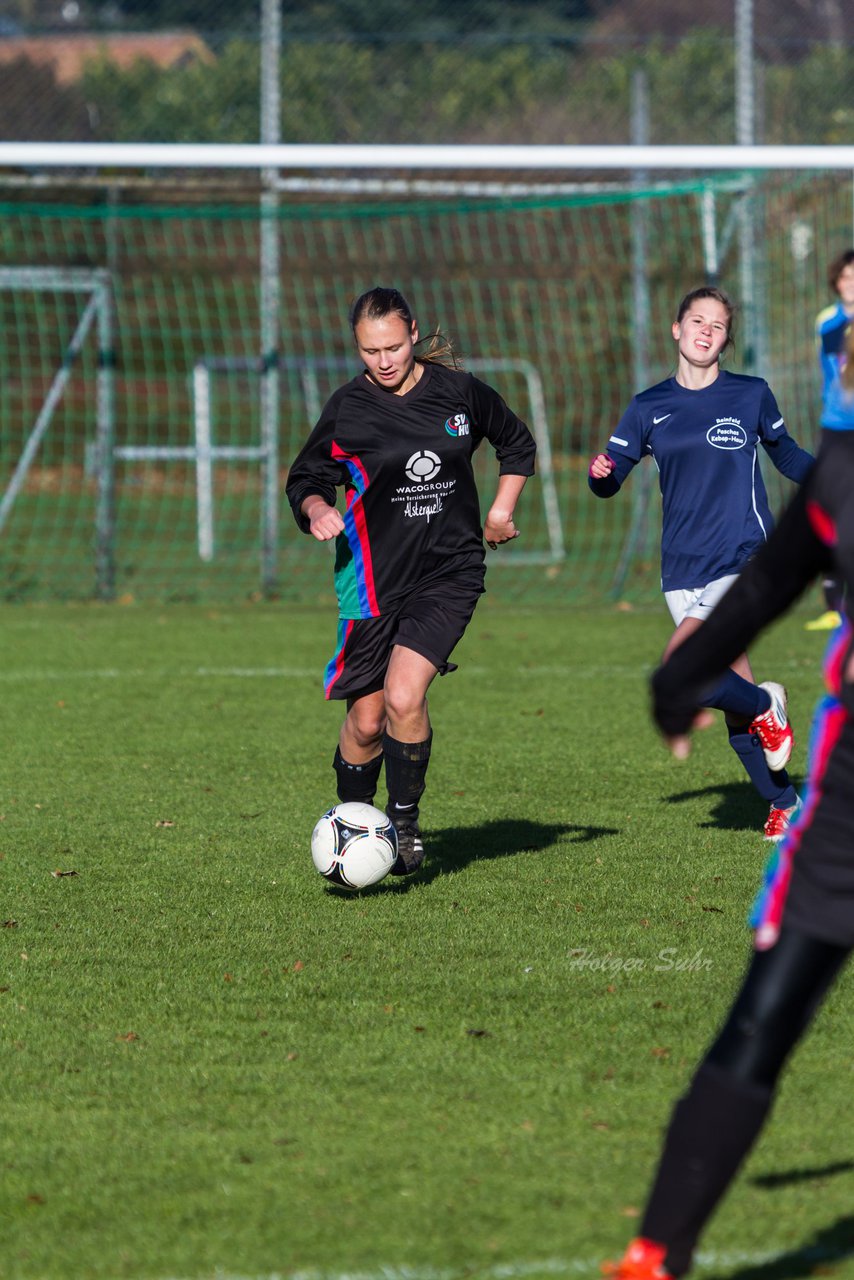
[663, 732, 692, 760]
[484, 509, 520, 550]
[303, 498, 345, 542]
[589, 452, 616, 480]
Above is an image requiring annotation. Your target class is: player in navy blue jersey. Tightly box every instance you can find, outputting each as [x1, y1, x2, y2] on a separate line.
[806, 248, 854, 630]
[589, 286, 814, 841]
[603, 332, 854, 1280]
[286, 286, 536, 874]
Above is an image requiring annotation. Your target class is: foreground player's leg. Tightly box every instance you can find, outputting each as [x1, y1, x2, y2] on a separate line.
[382, 645, 438, 875]
[605, 929, 849, 1279]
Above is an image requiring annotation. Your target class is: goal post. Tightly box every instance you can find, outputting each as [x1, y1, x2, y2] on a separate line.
[0, 266, 116, 598]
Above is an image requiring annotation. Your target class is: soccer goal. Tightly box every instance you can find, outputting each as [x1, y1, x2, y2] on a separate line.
[1, 143, 852, 603]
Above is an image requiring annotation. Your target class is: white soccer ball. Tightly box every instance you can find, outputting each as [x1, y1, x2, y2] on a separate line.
[310, 801, 398, 890]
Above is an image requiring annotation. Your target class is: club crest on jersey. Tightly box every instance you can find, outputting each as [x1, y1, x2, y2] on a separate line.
[444, 413, 471, 438]
[405, 450, 442, 483]
[707, 418, 747, 450]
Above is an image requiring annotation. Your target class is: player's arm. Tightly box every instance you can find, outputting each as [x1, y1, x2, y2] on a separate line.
[757, 383, 814, 482]
[588, 403, 643, 497]
[587, 448, 637, 497]
[469, 375, 537, 475]
[761, 434, 814, 483]
[285, 396, 347, 536]
[483, 473, 527, 548]
[299, 494, 345, 542]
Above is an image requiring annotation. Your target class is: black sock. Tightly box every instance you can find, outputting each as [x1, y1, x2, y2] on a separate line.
[383, 731, 432, 820]
[641, 1063, 773, 1277]
[333, 746, 383, 804]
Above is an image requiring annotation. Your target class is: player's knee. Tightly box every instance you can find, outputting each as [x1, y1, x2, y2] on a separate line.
[346, 706, 386, 750]
[383, 680, 425, 726]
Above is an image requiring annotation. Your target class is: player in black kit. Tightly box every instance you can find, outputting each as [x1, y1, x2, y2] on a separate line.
[286, 286, 536, 874]
[604, 391, 854, 1279]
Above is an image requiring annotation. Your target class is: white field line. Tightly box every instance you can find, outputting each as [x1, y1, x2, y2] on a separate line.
[0, 654, 815, 685]
[0, 663, 641, 685]
[159, 1242, 854, 1280]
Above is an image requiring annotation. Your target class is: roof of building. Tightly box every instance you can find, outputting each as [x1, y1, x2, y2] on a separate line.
[0, 31, 215, 84]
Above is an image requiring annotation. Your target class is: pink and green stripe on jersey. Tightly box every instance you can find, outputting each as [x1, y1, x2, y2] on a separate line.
[330, 442, 380, 620]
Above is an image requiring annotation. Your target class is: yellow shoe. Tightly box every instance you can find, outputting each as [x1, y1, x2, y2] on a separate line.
[805, 610, 841, 631]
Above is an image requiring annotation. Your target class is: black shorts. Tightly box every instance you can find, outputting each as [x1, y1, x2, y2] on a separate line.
[322, 570, 485, 701]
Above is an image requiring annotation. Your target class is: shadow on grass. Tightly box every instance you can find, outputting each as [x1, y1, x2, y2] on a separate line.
[415, 817, 619, 883]
[325, 817, 617, 897]
[751, 1159, 854, 1189]
[701, 1212, 854, 1280]
[665, 780, 803, 834]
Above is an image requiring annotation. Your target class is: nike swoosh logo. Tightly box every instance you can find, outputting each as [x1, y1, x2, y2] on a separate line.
[652, 414, 671, 424]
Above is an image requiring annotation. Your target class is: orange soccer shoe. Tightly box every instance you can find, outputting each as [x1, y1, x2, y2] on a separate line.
[602, 1237, 675, 1280]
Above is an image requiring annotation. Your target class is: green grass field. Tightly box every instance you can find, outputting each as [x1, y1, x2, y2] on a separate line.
[3, 598, 854, 1280]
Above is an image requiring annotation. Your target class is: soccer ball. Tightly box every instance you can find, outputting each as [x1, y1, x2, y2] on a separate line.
[310, 801, 398, 890]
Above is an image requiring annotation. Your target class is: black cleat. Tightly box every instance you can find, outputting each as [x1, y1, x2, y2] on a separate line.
[389, 814, 425, 875]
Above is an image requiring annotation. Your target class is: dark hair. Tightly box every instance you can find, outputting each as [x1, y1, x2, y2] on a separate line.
[349, 285, 413, 333]
[828, 249, 854, 294]
[349, 286, 461, 368]
[675, 285, 736, 353]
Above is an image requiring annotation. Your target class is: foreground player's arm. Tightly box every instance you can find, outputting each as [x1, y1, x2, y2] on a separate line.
[484, 473, 527, 548]
[651, 484, 832, 747]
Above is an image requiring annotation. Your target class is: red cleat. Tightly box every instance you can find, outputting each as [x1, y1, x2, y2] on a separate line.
[751, 682, 794, 771]
[602, 1237, 675, 1280]
[764, 799, 802, 842]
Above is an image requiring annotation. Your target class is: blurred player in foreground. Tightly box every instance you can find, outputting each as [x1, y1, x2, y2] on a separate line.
[286, 286, 535, 874]
[589, 286, 814, 841]
[806, 247, 854, 630]
[604, 329, 854, 1280]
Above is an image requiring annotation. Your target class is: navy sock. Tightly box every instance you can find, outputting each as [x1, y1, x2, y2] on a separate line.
[727, 728, 797, 808]
[333, 746, 383, 804]
[699, 670, 770, 720]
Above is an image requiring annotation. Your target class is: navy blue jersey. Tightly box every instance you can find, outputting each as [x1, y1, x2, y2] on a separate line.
[590, 370, 813, 591]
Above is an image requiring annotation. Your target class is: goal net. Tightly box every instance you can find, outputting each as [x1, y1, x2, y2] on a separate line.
[0, 145, 851, 603]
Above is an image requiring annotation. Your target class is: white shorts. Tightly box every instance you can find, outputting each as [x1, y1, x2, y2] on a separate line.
[664, 573, 739, 626]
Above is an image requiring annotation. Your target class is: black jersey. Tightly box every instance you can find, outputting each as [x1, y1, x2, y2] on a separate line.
[286, 361, 536, 618]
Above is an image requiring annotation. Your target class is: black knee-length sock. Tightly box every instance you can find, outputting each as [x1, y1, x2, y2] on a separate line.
[383, 731, 432, 819]
[333, 746, 384, 804]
